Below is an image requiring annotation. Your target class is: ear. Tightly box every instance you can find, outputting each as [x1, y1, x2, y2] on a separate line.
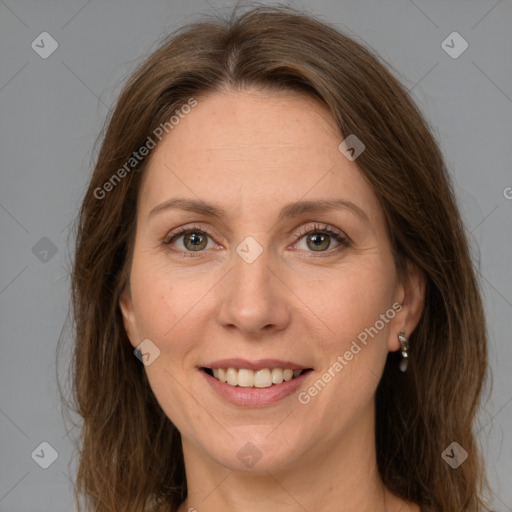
[388, 260, 426, 352]
[119, 284, 140, 349]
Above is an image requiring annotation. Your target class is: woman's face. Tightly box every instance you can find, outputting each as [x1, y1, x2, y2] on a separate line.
[120, 89, 422, 472]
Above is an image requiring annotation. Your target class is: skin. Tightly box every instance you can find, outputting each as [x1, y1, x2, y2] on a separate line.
[120, 89, 425, 512]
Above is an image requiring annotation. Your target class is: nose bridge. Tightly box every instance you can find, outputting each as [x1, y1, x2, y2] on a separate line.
[216, 235, 290, 334]
[233, 237, 271, 294]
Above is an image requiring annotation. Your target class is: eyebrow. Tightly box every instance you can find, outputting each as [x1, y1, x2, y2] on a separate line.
[148, 197, 369, 223]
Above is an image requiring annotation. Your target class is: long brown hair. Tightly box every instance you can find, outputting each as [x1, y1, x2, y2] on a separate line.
[58, 5, 492, 511]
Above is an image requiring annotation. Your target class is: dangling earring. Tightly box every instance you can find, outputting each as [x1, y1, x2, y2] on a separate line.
[398, 330, 409, 372]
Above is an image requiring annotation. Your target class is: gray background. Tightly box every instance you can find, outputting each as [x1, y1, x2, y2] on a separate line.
[0, 0, 511, 510]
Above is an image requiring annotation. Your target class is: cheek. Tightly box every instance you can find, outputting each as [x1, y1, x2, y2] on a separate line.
[128, 263, 190, 372]
[297, 272, 395, 430]
[129, 262, 207, 430]
[130, 252, 201, 337]
[295, 260, 396, 413]
[300, 262, 396, 351]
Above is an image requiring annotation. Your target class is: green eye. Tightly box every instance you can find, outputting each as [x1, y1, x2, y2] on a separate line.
[293, 224, 349, 253]
[164, 227, 213, 252]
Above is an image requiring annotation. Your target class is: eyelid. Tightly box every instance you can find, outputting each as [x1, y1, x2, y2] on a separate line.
[163, 223, 216, 244]
[292, 223, 348, 243]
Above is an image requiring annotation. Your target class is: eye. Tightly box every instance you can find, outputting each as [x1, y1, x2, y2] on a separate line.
[292, 223, 349, 253]
[163, 225, 216, 255]
[162, 222, 349, 257]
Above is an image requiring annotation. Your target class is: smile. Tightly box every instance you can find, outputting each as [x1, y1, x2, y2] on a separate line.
[204, 367, 310, 388]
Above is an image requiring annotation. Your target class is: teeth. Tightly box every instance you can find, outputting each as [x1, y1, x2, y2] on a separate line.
[226, 368, 237, 386]
[238, 369, 254, 387]
[254, 369, 272, 388]
[271, 368, 283, 384]
[209, 367, 305, 387]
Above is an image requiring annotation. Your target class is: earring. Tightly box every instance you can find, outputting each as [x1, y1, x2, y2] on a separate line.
[398, 330, 409, 372]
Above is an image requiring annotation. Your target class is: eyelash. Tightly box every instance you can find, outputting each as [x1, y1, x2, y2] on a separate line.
[162, 223, 350, 258]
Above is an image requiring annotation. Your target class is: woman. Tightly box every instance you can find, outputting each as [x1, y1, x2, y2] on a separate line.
[63, 5, 491, 512]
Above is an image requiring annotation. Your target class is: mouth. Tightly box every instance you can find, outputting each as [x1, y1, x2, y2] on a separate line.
[202, 367, 313, 388]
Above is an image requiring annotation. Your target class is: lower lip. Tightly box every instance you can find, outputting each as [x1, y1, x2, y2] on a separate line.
[201, 369, 312, 407]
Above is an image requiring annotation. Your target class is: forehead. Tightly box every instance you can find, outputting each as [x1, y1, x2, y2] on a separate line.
[138, 89, 381, 227]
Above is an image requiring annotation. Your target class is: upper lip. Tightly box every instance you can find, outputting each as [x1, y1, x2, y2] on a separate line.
[203, 358, 312, 371]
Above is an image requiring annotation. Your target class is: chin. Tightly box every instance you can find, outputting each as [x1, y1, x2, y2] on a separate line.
[201, 428, 307, 473]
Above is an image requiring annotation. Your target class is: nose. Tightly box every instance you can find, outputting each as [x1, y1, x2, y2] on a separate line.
[216, 245, 291, 338]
